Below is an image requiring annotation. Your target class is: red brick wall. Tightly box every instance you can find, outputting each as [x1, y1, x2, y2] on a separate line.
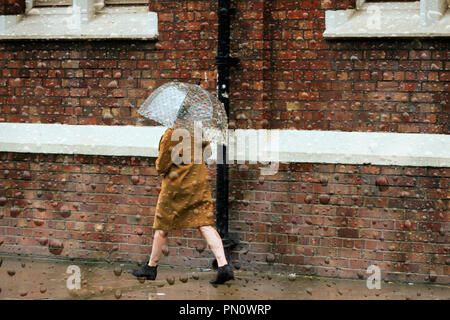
[0, 153, 448, 283]
[0, 0, 449, 284]
[228, 162, 449, 284]
[228, 0, 448, 133]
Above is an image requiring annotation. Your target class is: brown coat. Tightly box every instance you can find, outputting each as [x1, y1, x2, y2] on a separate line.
[153, 128, 215, 230]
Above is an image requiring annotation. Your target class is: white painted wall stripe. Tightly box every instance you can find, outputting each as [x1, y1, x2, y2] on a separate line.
[0, 123, 449, 167]
[271, 129, 450, 167]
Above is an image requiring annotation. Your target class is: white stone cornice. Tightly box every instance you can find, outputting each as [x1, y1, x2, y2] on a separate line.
[0, 123, 449, 168]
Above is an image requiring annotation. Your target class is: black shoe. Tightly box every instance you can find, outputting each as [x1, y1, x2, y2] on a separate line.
[129, 263, 157, 280]
[210, 264, 234, 285]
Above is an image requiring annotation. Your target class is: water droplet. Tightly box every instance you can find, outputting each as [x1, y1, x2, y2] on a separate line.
[168, 171, 179, 180]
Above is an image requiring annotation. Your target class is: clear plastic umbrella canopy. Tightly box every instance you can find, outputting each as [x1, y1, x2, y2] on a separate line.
[137, 81, 228, 145]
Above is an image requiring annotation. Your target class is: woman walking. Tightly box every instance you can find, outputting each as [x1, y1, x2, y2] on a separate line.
[130, 127, 234, 285]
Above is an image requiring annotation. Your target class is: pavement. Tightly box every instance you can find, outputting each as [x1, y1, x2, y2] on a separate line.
[0, 254, 449, 300]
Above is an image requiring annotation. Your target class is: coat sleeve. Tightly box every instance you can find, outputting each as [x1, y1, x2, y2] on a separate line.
[156, 128, 175, 176]
[202, 141, 212, 163]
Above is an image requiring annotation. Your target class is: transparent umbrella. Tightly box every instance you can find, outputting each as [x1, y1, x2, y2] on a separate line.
[137, 81, 228, 146]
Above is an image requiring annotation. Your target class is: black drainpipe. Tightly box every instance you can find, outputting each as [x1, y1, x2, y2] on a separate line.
[215, 0, 239, 268]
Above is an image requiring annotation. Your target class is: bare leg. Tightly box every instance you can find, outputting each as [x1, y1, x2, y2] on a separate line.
[148, 229, 168, 266]
[199, 225, 228, 267]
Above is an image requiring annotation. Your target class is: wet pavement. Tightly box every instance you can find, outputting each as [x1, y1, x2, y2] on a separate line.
[0, 254, 449, 300]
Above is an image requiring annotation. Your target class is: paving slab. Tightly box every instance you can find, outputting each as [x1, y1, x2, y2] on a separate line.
[0, 254, 449, 300]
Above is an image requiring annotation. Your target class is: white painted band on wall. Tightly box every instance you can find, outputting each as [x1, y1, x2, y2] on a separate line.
[0, 6, 158, 40]
[0, 123, 449, 167]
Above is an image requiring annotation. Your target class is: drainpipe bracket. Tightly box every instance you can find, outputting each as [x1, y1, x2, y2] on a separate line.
[215, 55, 240, 67]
